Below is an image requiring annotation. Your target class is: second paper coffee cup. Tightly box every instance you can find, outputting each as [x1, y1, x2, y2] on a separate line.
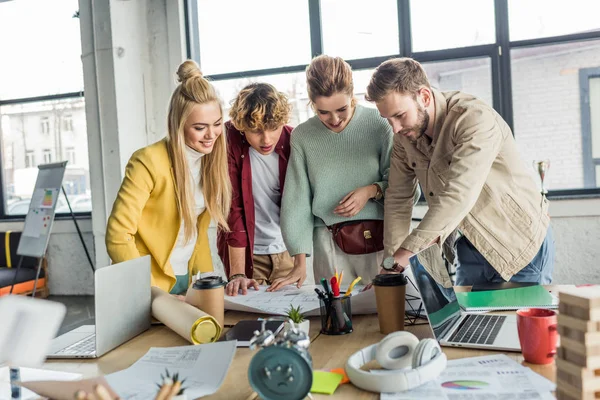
[185, 275, 226, 328]
[373, 273, 407, 334]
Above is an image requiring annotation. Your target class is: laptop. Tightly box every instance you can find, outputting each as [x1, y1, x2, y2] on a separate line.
[409, 255, 521, 352]
[47, 256, 152, 358]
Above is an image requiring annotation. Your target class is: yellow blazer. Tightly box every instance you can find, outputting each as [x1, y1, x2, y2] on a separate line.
[106, 138, 213, 292]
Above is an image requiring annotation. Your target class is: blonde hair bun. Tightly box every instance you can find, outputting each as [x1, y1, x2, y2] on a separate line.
[177, 60, 203, 83]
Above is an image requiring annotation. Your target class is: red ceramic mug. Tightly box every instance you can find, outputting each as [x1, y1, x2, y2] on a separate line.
[516, 308, 558, 364]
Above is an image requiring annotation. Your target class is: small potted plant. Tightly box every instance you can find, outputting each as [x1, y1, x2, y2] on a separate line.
[285, 304, 310, 336]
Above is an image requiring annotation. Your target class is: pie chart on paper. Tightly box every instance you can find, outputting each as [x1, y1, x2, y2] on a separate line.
[441, 380, 489, 390]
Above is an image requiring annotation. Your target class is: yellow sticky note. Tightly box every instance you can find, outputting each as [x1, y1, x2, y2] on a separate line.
[310, 371, 344, 394]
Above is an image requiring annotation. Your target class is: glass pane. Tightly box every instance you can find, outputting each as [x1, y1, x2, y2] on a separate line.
[196, 0, 311, 75]
[596, 165, 600, 187]
[0, 0, 83, 100]
[509, 0, 600, 42]
[353, 58, 493, 109]
[321, 0, 399, 59]
[212, 72, 311, 127]
[512, 40, 600, 190]
[591, 76, 600, 159]
[410, 0, 495, 52]
[1, 98, 91, 215]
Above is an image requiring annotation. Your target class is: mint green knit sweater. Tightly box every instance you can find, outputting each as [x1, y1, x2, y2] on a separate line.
[281, 105, 393, 256]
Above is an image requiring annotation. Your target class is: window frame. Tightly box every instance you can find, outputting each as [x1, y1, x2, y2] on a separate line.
[185, 0, 600, 199]
[580, 67, 600, 188]
[0, 90, 90, 220]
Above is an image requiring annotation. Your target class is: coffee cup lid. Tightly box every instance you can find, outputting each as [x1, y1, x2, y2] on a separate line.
[372, 274, 408, 287]
[192, 275, 226, 289]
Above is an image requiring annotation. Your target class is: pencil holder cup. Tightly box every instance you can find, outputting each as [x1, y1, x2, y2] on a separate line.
[319, 296, 353, 335]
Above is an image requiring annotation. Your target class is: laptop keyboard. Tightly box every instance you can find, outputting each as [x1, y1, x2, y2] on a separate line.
[448, 314, 506, 345]
[56, 334, 96, 355]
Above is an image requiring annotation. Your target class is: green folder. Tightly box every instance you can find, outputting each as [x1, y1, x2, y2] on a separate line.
[456, 285, 556, 311]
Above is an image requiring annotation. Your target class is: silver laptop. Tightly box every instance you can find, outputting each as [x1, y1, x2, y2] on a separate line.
[47, 256, 151, 358]
[409, 255, 521, 352]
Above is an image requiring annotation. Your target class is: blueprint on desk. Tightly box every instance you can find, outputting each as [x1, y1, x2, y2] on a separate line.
[224, 284, 378, 316]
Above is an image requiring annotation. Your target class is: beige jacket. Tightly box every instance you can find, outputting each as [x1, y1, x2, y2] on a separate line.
[384, 89, 550, 281]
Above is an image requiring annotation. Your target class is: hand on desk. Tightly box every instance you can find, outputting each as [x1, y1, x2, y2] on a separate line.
[226, 276, 259, 296]
[267, 264, 307, 292]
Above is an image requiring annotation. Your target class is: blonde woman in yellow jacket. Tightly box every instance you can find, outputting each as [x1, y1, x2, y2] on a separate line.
[106, 60, 231, 295]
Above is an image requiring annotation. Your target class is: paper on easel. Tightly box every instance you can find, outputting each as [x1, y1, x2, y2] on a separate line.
[151, 287, 222, 344]
[105, 341, 236, 400]
[30, 188, 59, 209]
[224, 284, 377, 316]
[0, 367, 81, 400]
[22, 208, 52, 238]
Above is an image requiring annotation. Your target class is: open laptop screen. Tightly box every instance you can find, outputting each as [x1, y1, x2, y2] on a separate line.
[408, 254, 461, 339]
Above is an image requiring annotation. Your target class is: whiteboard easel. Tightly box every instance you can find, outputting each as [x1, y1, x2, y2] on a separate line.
[17, 162, 67, 258]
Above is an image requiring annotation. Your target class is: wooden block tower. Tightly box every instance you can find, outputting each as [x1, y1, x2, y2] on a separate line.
[556, 286, 600, 400]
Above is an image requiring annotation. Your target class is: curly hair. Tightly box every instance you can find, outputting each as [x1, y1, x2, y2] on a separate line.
[229, 83, 291, 132]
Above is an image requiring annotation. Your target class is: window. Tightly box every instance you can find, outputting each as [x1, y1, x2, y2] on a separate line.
[321, 0, 399, 59]
[0, 0, 90, 217]
[410, 0, 495, 52]
[582, 71, 600, 187]
[25, 151, 35, 168]
[212, 71, 310, 126]
[66, 147, 76, 165]
[512, 40, 600, 191]
[0, 0, 83, 99]
[188, 0, 600, 197]
[40, 117, 50, 134]
[195, 0, 311, 75]
[43, 149, 53, 164]
[62, 114, 73, 132]
[508, 0, 600, 42]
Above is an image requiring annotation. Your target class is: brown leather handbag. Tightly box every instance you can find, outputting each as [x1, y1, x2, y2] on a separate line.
[327, 219, 384, 255]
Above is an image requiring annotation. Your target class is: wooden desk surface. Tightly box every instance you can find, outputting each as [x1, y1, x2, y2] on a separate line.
[44, 286, 565, 399]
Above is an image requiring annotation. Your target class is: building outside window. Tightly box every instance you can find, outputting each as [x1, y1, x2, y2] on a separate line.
[0, 0, 90, 216]
[66, 146, 76, 165]
[62, 114, 73, 132]
[40, 116, 50, 134]
[25, 150, 35, 168]
[42, 149, 53, 164]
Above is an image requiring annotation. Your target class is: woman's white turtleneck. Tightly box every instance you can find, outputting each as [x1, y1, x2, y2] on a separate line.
[169, 145, 206, 276]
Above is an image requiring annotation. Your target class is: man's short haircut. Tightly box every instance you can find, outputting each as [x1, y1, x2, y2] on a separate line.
[229, 83, 291, 132]
[366, 57, 432, 103]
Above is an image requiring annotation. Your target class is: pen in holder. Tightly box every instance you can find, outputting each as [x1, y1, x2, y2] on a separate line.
[319, 296, 353, 335]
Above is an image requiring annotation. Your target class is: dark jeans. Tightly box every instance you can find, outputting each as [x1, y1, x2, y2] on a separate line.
[454, 226, 555, 286]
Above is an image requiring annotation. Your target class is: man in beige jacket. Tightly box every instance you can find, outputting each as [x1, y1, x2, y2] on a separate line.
[366, 57, 554, 286]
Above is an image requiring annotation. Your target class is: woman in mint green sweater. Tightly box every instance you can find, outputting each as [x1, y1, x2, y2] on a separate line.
[274, 55, 394, 289]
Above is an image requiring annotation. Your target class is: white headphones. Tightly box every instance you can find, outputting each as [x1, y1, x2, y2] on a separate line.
[345, 331, 447, 393]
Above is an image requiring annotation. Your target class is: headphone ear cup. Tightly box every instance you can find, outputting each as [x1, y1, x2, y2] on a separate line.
[375, 331, 419, 370]
[411, 339, 440, 368]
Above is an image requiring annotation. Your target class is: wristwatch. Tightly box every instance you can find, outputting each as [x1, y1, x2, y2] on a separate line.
[381, 256, 401, 271]
[372, 183, 384, 201]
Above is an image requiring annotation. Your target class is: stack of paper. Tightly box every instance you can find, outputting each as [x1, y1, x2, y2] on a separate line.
[380, 354, 556, 399]
[106, 341, 237, 400]
[224, 284, 377, 316]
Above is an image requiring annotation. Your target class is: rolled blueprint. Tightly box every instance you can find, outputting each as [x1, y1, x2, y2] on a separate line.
[151, 286, 222, 344]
